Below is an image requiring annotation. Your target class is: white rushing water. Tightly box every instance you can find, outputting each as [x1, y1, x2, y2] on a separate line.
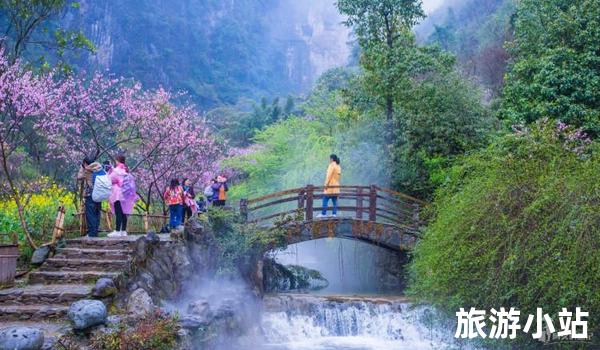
[259, 295, 475, 350]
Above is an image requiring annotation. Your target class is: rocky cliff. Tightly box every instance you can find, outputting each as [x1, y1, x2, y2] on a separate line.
[61, 0, 350, 108]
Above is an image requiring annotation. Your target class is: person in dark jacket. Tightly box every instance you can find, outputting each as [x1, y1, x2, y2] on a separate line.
[211, 175, 228, 207]
[182, 178, 196, 221]
[77, 157, 103, 237]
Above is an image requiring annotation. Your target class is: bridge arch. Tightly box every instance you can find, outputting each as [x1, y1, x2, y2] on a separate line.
[240, 185, 426, 252]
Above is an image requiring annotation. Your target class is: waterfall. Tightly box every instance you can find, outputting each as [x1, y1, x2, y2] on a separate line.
[260, 294, 477, 350]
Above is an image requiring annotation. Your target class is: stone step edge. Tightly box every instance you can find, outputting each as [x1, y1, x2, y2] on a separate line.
[45, 258, 130, 264]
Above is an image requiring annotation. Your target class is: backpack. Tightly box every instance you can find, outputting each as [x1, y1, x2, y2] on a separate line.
[122, 173, 137, 199]
[92, 172, 112, 202]
[203, 185, 214, 198]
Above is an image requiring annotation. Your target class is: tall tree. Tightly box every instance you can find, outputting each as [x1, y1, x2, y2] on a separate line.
[0, 0, 93, 64]
[500, 0, 600, 135]
[337, 0, 425, 123]
[0, 48, 62, 247]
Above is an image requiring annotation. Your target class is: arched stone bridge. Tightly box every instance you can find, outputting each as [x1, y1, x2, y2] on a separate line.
[239, 185, 426, 252]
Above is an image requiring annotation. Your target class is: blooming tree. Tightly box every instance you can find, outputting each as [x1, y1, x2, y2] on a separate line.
[40, 73, 140, 163]
[41, 74, 224, 213]
[123, 88, 221, 212]
[0, 49, 61, 247]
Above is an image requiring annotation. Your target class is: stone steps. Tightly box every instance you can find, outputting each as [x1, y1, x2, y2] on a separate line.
[65, 237, 135, 251]
[0, 237, 138, 323]
[0, 304, 70, 322]
[0, 284, 92, 306]
[41, 258, 129, 272]
[59, 247, 131, 260]
[28, 270, 120, 285]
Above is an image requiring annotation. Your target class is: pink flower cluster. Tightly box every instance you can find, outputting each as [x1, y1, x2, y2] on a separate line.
[1, 49, 224, 208]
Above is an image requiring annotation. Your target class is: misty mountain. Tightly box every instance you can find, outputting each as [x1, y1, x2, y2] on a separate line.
[60, 0, 350, 109]
[417, 0, 515, 96]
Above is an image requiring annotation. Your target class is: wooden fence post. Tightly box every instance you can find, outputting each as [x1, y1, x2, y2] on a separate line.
[369, 185, 377, 222]
[51, 205, 65, 244]
[240, 199, 248, 222]
[356, 187, 363, 220]
[143, 212, 149, 233]
[298, 189, 306, 210]
[105, 210, 112, 231]
[305, 185, 314, 221]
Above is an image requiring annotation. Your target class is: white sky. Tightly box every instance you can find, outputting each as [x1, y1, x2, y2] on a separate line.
[422, 0, 445, 13]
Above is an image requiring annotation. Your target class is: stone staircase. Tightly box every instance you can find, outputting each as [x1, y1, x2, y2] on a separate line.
[0, 237, 136, 322]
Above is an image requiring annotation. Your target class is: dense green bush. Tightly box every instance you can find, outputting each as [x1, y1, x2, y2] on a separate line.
[206, 208, 288, 276]
[409, 121, 600, 346]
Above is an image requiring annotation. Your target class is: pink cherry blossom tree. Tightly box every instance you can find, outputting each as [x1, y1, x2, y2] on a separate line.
[0, 49, 62, 247]
[122, 88, 221, 212]
[41, 73, 224, 214]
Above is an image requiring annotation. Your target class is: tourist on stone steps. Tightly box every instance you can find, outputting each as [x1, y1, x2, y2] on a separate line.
[164, 179, 184, 229]
[211, 175, 229, 207]
[182, 178, 198, 221]
[77, 157, 103, 237]
[108, 155, 136, 237]
[317, 154, 341, 218]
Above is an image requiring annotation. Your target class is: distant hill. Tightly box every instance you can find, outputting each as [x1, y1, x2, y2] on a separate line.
[416, 0, 515, 97]
[57, 0, 350, 109]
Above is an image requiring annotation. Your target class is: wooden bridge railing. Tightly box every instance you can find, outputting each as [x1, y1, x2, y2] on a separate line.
[240, 185, 426, 233]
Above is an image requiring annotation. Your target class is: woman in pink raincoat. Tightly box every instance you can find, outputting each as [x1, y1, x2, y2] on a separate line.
[107, 155, 137, 237]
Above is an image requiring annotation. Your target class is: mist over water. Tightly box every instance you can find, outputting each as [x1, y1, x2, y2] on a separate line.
[270, 238, 405, 295]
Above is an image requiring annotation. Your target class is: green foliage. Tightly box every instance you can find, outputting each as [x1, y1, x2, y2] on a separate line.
[409, 121, 600, 346]
[338, 0, 426, 123]
[206, 208, 287, 276]
[90, 311, 180, 350]
[500, 0, 600, 135]
[426, 0, 514, 94]
[207, 96, 296, 147]
[0, 0, 94, 66]
[392, 71, 496, 198]
[337, 0, 425, 46]
[0, 184, 77, 263]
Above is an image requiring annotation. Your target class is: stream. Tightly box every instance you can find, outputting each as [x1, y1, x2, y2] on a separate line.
[259, 294, 467, 350]
[255, 239, 472, 350]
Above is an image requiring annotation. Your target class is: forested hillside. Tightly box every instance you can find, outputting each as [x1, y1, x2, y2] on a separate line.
[418, 0, 515, 96]
[47, 0, 349, 108]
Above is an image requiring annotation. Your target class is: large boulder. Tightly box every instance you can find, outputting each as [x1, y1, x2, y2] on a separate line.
[30, 246, 50, 266]
[68, 300, 107, 330]
[92, 278, 117, 298]
[127, 288, 155, 317]
[0, 327, 44, 350]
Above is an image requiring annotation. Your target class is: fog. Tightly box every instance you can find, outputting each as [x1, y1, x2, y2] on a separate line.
[271, 238, 405, 295]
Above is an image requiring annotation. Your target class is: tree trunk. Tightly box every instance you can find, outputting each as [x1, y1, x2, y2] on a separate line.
[0, 142, 37, 249]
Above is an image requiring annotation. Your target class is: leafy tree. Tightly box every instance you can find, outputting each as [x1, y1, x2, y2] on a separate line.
[393, 70, 495, 198]
[0, 0, 93, 65]
[337, 0, 425, 124]
[207, 97, 296, 147]
[500, 0, 600, 135]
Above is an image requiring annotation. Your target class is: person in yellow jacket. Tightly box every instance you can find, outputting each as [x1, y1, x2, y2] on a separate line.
[318, 154, 341, 218]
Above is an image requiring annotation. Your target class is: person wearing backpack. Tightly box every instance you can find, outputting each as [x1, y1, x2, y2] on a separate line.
[211, 175, 229, 207]
[77, 157, 103, 237]
[164, 179, 184, 230]
[108, 155, 136, 237]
